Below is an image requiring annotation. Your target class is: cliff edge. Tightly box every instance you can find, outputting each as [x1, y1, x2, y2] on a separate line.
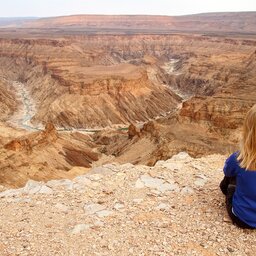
[0, 152, 255, 255]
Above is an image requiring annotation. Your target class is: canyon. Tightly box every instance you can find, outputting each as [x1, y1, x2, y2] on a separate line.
[0, 13, 255, 187]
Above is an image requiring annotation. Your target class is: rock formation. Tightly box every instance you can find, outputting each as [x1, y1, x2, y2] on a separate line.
[0, 79, 18, 120]
[0, 124, 99, 188]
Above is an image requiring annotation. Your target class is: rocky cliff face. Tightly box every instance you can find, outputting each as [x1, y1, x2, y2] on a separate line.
[0, 36, 185, 128]
[178, 50, 256, 132]
[84, 35, 255, 165]
[0, 124, 99, 188]
[0, 79, 18, 120]
[0, 34, 255, 129]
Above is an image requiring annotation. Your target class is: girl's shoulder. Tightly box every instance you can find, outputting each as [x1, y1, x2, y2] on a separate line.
[228, 152, 256, 173]
[225, 152, 241, 169]
[227, 152, 240, 163]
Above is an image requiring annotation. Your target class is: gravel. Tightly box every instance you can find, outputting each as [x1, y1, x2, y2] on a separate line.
[0, 152, 255, 255]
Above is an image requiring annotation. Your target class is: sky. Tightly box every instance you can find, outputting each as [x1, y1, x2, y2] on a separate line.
[0, 0, 255, 17]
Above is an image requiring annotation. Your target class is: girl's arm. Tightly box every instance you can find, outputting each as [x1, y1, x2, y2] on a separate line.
[223, 153, 238, 177]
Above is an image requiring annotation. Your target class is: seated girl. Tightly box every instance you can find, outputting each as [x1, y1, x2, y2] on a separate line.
[220, 104, 256, 229]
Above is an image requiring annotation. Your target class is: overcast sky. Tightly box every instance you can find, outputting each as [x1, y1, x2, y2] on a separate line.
[0, 0, 255, 17]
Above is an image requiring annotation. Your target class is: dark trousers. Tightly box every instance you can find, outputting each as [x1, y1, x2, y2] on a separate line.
[220, 176, 254, 229]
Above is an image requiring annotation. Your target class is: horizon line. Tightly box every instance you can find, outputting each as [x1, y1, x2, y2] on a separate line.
[1, 10, 256, 19]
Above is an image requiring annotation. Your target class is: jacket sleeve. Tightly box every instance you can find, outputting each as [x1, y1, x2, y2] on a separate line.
[223, 153, 238, 177]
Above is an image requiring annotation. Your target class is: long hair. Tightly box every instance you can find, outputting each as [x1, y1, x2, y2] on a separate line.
[237, 104, 256, 170]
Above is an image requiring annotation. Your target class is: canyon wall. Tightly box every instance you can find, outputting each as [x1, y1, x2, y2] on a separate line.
[0, 34, 255, 129]
[179, 50, 256, 131]
[0, 79, 18, 120]
[0, 30, 255, 183]
[86, 36, 256, 165]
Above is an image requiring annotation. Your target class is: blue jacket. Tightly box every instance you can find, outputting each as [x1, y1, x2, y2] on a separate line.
[224, 152, 256, 227]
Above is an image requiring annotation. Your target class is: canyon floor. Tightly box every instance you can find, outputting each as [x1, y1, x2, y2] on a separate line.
[0, 152, 256, 256]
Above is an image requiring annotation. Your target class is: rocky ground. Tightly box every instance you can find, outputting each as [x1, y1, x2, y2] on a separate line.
[0, 152, 255, 256]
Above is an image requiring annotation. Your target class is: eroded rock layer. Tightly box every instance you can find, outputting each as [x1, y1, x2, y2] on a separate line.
[91, 46, 256, 166]
[0, 79, 18, 120]
[0, 34, 255, 129]
[0, 124, 99, 188]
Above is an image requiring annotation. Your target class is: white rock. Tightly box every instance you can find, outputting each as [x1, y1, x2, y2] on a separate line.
[84, 203, 106, 215]
[194, 174, 208, 187]
[120, 163, 134, 170]
[181, 186, 194, 194]
[195, 174, 208, 180]
[140, 175, 164, 189]
[157, 183, 180, 193]
[102, 163, 119, 172]
[135, 179, 145, 188]
[71, 224, 91, 234]
[170, 152, 191, 161]
[133, 198, 144, 204]
[96, 210, 113, 218]
[55, 203, 69, 213]
[73, 175, 92, 185]
[114, 203, 125, 210]
[194, 179, 207, 187]
[116, 172, 126, 177]
[46, 179, 74, 190]
[0, 188, 23, 198]
[139, 175, 179, 192]
[86, 174, 103, 181]
[89, 167, 113, 176]
[38, 185, 53, 194]
[161, 162, 183, 170]
[23, 180, 43, 194]
[129, 248, 134, 254]
[73, 176, 93, 190]
[94, 220, 104, 227]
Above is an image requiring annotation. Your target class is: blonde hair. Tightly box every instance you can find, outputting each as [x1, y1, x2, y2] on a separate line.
[238, 104, 256, 170]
